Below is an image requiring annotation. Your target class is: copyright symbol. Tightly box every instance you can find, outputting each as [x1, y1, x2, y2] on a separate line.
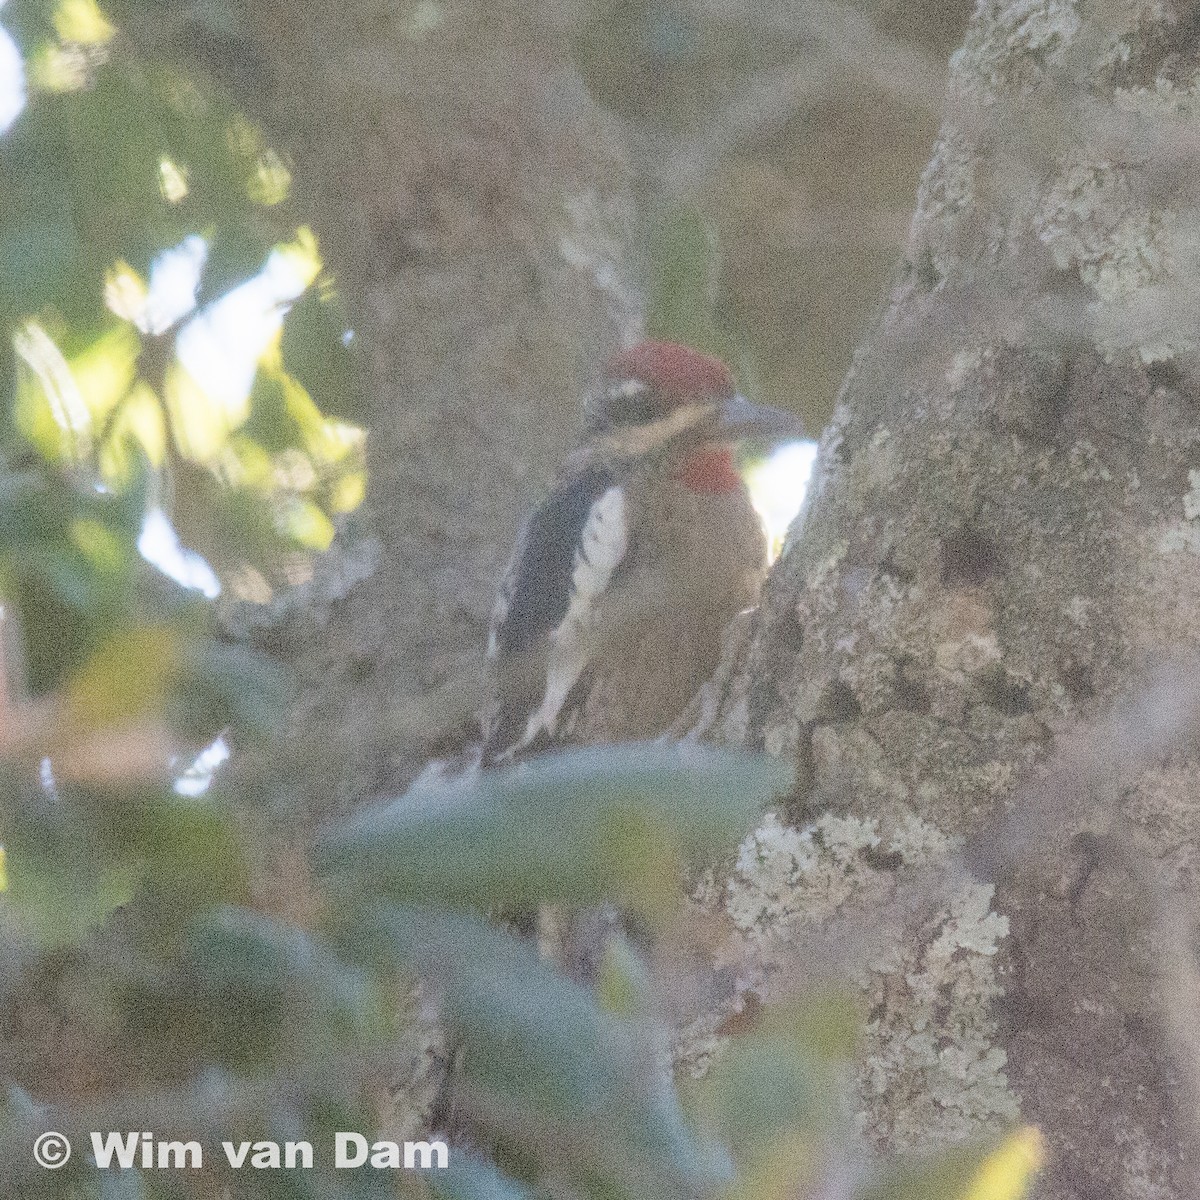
[34, 1131, 71, 1169]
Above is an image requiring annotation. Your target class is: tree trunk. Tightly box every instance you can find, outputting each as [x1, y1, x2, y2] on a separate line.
[696, 3, 1200, 1196]
[233, 0, 641, 803]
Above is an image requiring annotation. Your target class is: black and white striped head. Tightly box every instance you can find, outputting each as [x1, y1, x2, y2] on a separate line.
[587, 341, 801, 452]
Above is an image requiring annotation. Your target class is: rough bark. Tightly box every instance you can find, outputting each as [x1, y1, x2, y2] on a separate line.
[232, 0, 641, 804]
[692, 2, 1200, 1196]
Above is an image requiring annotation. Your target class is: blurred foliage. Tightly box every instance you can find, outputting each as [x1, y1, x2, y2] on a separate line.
[317, 745, 788, 917]
[0, 0, 364, 604]
[0, 2, 1041, 1199]
[644, 202, 762, 408]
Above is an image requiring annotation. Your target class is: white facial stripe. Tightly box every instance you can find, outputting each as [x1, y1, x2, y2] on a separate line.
[612, 378, 649, 400]
[601, 402, 716, 456]
[520, 485, 628, 747]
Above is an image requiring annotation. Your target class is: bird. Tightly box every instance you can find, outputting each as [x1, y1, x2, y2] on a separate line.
[481, 339, 801, 766]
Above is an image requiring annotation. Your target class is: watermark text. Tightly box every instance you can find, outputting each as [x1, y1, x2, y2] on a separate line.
[32, 1131, 449, 1171]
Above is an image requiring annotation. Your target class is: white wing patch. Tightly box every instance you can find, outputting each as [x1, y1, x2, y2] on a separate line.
[519, 485, 627, 748]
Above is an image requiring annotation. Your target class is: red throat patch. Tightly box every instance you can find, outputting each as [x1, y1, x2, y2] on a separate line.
[678, 444, 743, 493]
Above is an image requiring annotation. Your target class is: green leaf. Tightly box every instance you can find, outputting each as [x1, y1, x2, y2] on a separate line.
[273, 494, 334, 551]
[186, 906, 317, 995]
[703, 1030, 829, 1150]
[63, 625, 181, 729]
[316, 743, 790, 915]
[596, 933, 654, 1017]
[97, 1166, 151, 1200]
[118, 907, 379, 1071]
[186, 907, 382, 1043]
[242, 366, 303, 453]
[426, 1156, 537, 1200]
[0, 216, 82, 319]
[339, 904, 733, 1198]
[2, 0, 59, 48]
[104, 789, 249, 916]
[7, 552, 110, 694]
[280, 285, 359, 421]
[175, 639, 289, 740]
[858, 1129, 1045, 1200]
[646, 203, 725, 358]
[54, 73, 177, 271]
[0, 100, 90, 320]
[0, 473, 144, 694]
[2, 811, 137, 948]
[685, 992, 861, 1200]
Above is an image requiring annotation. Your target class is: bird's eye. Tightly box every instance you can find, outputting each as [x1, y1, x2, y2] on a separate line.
[600, 378, 657, 426]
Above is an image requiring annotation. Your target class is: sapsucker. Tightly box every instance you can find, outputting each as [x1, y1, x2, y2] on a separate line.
[482, 340, 800, 765]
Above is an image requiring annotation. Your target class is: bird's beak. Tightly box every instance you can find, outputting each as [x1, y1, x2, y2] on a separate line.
[718, 394, 806, 440]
